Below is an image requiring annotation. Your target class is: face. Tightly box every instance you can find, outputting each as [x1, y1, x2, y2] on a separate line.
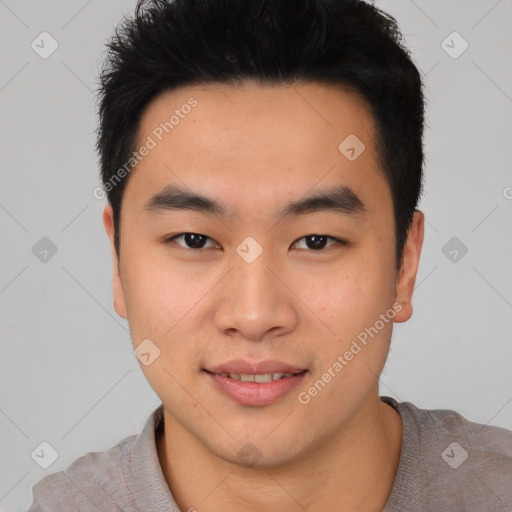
[103, 81, 423, 467]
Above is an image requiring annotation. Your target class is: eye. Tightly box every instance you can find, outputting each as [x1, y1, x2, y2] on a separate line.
[165, 233, 345, 252]
[291, 235, 343, 251]
[166, 233, 220, 250]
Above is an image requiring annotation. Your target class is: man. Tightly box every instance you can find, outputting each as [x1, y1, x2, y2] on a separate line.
[28, 0, 512, 510]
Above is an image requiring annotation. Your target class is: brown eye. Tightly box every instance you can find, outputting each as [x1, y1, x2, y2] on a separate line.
[292, 235, 341, 251]
[167, 233, 219, 250]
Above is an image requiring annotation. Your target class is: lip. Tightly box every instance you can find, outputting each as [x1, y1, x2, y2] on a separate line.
[204, 359, 308, 406]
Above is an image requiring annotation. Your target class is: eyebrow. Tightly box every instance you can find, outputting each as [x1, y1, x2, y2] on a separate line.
[143, 184, 366, 218]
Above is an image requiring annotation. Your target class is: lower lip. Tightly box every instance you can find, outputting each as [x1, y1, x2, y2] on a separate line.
[205, 371, 308, 406]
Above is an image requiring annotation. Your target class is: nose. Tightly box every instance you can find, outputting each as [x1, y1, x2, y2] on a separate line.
[213, 252, 299, 342]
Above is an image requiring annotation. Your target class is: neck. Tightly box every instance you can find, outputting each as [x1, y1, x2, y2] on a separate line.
[157, 393, 402, 512]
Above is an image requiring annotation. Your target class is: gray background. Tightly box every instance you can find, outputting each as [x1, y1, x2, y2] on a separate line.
[1, 0, 511, 510]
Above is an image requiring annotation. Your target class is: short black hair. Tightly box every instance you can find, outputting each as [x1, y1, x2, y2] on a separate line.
[97, 0, 424, 268]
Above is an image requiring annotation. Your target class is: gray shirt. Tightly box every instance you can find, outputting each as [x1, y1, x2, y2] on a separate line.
[27, 396, 512, 511]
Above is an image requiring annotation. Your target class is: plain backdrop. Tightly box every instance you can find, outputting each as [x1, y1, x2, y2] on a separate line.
[1, 0, 511, 510]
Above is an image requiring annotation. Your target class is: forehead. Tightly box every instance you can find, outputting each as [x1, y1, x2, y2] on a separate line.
[124, 80, 390, 219]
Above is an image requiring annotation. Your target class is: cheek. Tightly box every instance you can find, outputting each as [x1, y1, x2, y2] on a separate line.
[119, 247, 183, 341]
[120, 250, 214, 374]
[127, 280, 191, 346]
[303, 252, 395, 340]
[124, 259, 205, 390]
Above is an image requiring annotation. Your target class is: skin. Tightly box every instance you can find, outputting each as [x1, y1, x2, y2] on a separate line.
[103, 80, 424, 511]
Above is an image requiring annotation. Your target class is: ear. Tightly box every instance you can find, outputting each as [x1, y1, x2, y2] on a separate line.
[393, 210, 424, 323]
[102, 205, 128, 319]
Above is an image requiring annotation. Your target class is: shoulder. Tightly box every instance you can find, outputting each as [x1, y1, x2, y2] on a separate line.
[402, 399, 512, 462]
[383, 397, 512, 511]
[27, 433, 137, 512]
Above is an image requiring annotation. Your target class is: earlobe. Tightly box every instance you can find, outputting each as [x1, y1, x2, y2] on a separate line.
[393, 210, 425, 323]
[102, 205, 128, 319]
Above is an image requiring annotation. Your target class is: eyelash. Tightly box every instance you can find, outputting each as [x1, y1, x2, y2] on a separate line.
[164, 233, 347, 252]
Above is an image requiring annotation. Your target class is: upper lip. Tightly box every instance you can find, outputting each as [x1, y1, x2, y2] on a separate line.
[206, 359, 307, 375]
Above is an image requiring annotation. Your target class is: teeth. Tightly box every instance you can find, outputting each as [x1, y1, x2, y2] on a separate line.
[254, 374, 272, 383]
[225, 372, 294, 382]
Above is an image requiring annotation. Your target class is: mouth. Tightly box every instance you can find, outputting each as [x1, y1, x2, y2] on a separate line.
[207, 371, 302, 383]
[203, 360, 309, 406]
